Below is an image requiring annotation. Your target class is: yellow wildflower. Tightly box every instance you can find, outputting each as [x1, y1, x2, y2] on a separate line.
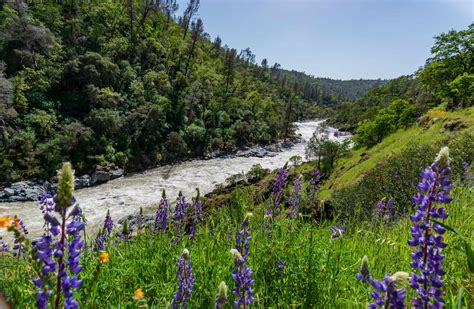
[0, 216, 11, 228]
[99, 252, 109, 264]
[134, 288, 145, 300]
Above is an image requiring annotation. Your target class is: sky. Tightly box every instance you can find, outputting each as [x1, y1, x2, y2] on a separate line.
[176, 0, 473, 80]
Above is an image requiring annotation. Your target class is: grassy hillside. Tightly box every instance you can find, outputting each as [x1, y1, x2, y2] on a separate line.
[321, 106, 474, 200]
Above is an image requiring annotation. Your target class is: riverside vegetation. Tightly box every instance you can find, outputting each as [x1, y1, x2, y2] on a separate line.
[0, 1, 473, 308]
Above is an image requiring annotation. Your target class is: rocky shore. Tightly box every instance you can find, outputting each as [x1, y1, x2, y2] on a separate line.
[0, 135, 303, 203]
[0, 168, 124, 203]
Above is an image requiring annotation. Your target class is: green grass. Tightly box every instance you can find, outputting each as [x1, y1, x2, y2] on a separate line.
[0, 184, 473, 308]
[320, 106, 474, 200]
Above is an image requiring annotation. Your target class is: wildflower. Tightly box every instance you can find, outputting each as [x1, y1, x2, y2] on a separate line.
[172, 248, 194, 309]
[0, 237, 8, 252]
[94, 230, 105, 251]
[56, 162, 75, 209]
[215, 281, 228, 309]
[235, 213, 252, 261]
[355, 255, 370, 283]
[408, 147, 452, 307]
[368, 272, 408, 308]
[276, 260, 286, 276]
[0, 215, 11, 228]
[230, 248, 254, 308]
[309, 168, 321, 193]
[289, 175, 302, 218]
[154, 189, 169, 232]
[189, 189, 203, 239]
[134, 288, 145, 300]
[331, 225, 346, 238]
[103, 210, 114, 235]
[173, 192, 187, 239]
[373, 198, 394, 222]
[270, 164, 289, 214]
[100, 252, 109, 264]
[62, 207, 85, 308]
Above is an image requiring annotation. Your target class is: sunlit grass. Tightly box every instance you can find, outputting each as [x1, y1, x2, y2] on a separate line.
[1, 184, 472, 307]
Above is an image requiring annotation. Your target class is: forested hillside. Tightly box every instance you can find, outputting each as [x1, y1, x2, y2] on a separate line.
[0, 0, 332, 183]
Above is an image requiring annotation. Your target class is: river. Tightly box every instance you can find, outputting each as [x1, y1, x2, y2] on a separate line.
[0, 120, 349, 237]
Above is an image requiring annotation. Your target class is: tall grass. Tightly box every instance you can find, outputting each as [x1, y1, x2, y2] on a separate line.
[1, 183, 472, 308]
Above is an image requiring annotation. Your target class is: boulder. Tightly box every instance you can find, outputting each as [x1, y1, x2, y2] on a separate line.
[3, 188, 15, 197]
[91, 171, 111, 185]
[110, 168, 124, 180]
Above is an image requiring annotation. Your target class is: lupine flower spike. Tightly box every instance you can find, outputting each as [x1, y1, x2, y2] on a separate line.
[230, 249, 254, 308]
[289, 175, 302, 218]
[236, 213, 253, 261]
[309, 168, 321, 193]
[408, 147, 452, 308]
[154, 189, 169, 232]
[269, 163, 288, 215]
[331, 225, 346, 239]
[373, 198, 395, 223]
[32, 162, 84, 309]
[368, 272, 409, 308]
[189, 189, 203, 239]
[355, 255, 370, 283]
[172, 248, 194, 309]
[173, 192, 187, 240]
[215, 281, 228, 309]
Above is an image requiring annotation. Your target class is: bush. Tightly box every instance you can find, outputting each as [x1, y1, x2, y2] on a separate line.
[331, 132, 474, 222]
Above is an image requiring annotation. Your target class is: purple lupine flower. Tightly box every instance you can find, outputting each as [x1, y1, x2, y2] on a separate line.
[189, 189, 203, 239]
[331, 225, 346, 238]
[408, 147, 452, 308]
[94, 210, 113, 250]
[39, 193, 55, 214]
[309, 168, 321, 193]
[276, 260, 286, 276]
[235, 213, 252, 261]
[230, 249, 254, 308]
[355, 255, 370, 283]
[103, 210, 113, 235]
[173, 192, 187, 239]
[62, 207, 85, 309]
[368, 272, 408, 308]
[0, 237, 8, 252]
[270, 164, 289, 214]
[33, 206, 61, 309]
[154, 189, 169, 232]
[215, 281, 228, 309]
[172, 249, 194, 309]
[289, 175, 302, 218]
[94, 231, 105, 251]
[373, 198, 394, 222]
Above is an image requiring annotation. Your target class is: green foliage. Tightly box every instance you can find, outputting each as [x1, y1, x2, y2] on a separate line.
[354, 99, 420, 147]
[0, 0, 337, 182]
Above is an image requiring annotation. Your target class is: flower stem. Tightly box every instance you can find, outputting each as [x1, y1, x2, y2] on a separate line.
[54, 208, 66, 309]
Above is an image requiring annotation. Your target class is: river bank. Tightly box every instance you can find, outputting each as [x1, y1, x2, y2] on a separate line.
[0, 135, 302, 203]
[0, 120, 350, 236]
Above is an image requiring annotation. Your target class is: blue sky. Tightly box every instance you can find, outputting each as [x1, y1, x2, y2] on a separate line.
[176, 0, 473, 80]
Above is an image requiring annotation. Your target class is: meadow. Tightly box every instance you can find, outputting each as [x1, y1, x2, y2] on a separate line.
[0, 154, 472, 308]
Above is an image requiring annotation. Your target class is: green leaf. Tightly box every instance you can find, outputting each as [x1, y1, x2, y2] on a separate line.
[455, 287, 463, 309]
[464, 241, 474, 273]
[431, 219, 474, 273]
[431, 219, 466, 240]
